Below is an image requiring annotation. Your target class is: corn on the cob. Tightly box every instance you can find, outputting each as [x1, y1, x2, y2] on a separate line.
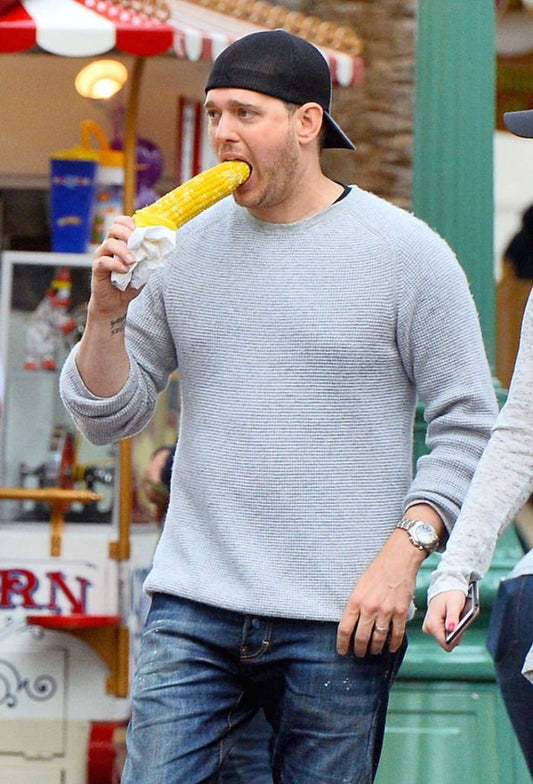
[133, 160, 251, 230]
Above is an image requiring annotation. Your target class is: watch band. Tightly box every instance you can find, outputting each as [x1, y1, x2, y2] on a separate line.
[396, 517, 440, 553]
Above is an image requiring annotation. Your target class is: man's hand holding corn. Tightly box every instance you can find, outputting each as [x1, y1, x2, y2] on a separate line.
[75, 161, 250, 397]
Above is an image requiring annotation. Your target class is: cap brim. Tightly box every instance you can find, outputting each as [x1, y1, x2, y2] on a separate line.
[503, 110, 533, 138]
[323, 113, 356, 150]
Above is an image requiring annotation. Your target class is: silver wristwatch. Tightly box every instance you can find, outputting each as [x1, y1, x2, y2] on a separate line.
[396, 517, 440, 554]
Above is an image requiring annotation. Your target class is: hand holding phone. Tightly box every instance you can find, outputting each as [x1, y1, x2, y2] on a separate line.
[445, 581, 480, 645]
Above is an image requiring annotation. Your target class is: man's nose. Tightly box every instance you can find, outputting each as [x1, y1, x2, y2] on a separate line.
[213, 113, 239, 141]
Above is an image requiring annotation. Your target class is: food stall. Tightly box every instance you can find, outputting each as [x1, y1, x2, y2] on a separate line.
[0, 2, 363, 781]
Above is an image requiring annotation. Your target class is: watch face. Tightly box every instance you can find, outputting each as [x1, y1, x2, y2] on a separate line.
[415, 522, 437, 545]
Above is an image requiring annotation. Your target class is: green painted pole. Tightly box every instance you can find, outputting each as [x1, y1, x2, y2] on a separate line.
[413, 0, 496, 367]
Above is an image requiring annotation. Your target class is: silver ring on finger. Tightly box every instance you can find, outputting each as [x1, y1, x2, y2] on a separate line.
[374, 625, 389, 635]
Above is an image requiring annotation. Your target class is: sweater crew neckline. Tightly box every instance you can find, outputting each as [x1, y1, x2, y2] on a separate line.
[241, 186, 356, 233]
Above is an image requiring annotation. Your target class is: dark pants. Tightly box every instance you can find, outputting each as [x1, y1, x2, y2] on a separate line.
[122, 593, 407, 784]
[217, 711, 274, 784]
[487, 574, 533, 777]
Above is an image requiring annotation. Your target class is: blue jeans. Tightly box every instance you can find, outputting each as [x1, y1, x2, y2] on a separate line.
[121, 593, 406, 784]
[217, 710, 274, 784]
[487, 574, 533, 777]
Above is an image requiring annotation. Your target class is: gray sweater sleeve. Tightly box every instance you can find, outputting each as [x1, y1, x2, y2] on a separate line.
[428, 291, 533, 600]
[59, 269, 178, 445]
[392, 221, 498, 531]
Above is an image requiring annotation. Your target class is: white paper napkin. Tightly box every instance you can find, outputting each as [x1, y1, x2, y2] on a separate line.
[111, 225, 176, 291]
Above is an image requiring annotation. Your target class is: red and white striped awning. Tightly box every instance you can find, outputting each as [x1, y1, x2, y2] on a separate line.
[168, 0, 363, 87]
[0, 0, 363, 87]
[0, 0, 175, 56]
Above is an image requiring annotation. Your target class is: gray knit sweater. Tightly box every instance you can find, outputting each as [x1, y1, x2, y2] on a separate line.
[60, 186, 498, 621]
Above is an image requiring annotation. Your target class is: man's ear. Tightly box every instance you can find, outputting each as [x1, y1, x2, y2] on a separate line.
[295, 103, 324, 146]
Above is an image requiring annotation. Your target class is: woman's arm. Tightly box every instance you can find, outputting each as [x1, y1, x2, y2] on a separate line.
[424, 290, 533, 649]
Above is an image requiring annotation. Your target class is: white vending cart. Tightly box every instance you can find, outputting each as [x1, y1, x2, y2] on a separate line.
[0, 250, 160, 784]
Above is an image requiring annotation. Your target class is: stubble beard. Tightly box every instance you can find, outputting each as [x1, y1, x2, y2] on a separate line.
[237, 130, 301, 213]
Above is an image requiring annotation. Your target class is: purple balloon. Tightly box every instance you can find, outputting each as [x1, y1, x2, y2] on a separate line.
[135, 138, 164, 208]
[136, 137, 164, 187]
[111, 134, 165, 209]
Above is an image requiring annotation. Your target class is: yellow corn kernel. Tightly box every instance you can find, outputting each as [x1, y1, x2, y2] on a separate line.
[133, 160, 251, 230]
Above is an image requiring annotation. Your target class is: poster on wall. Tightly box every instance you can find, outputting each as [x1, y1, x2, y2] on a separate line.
[175, 96, 217, 183]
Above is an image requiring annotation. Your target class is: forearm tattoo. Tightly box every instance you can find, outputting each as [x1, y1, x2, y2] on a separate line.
[110, 315, 127, 335]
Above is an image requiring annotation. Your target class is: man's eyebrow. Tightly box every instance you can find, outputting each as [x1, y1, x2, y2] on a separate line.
[204, 99, 259, 111]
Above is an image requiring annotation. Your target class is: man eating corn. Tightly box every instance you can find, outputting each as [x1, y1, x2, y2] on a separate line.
[60, 29, 498, 784]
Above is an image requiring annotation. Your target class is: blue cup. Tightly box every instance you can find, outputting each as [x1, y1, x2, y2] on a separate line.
[50, 157, 97, 253]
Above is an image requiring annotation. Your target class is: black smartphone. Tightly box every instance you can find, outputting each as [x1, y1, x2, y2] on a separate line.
[445, 581, 480, 645]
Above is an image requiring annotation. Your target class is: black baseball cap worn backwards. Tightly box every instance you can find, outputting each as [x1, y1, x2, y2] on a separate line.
[205, 29, 355, 150]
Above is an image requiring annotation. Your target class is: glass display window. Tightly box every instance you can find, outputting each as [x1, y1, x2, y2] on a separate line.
[0, 250, 116, 524]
